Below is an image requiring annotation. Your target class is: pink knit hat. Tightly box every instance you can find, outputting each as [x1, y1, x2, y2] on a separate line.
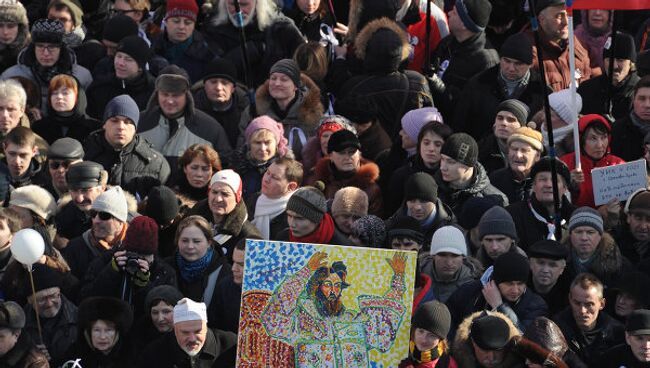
[245, 115, 289, 157]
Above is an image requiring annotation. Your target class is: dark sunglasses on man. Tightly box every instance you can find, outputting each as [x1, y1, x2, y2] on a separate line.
[89, 210, 113, 221]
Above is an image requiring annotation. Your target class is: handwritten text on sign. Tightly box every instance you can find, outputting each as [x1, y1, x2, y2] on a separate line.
[592, 159, 647, 206]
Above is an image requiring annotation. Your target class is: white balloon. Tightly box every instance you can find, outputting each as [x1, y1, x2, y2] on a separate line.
[10, 229, 45, 265]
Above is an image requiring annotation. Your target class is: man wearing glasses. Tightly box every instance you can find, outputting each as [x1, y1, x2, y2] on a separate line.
[46, 0, 85, 47]
[62, 186, 129, 280]
[43, 137, 83, 201]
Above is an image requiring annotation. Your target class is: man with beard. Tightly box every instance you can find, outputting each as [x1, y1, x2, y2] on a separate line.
[139, 298, 237, 367]
[262, 251, 408, 366]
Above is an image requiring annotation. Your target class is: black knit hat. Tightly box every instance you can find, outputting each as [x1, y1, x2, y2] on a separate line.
[145, 186, 180, 226]
[404, 172, 438, 203]
[441, 133, 478, 167]
[603, 32, 637, 62]
[102, 14, 138, 43]
[528, 239, 569, 260]
[478, 206, 517, 240]
[31, 18, 64, 44]
[286, 186, 327, 224]
[458, 196, 500, 229]
[493, 252, 529, 284]
[388, 216, 424, 244]
[530, 157, 571, 186]
[327, 129, 361, 154]
[496, 99, 530, 125]
[117, 35, 152, 69]
[145, 285, 183, 313]
[203, 58, 238, 84]
[270, 58, 301, 88]
[455, 0, 492, 32]
[500, 32, 533, 65]
[470, 314, 510, 350]
[412, 301, 452, 338]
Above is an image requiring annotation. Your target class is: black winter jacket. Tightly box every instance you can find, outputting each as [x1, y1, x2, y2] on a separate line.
[489, 167, 533, 205]
[611, 113, 646, 162]
[434, 163, 508, 215]
[578, 71, 640, 121]
[86, 69, 156, 119]
[193, 85, 249, 148]
[151, 30, 217, 83]
[32, 88, 100, 144]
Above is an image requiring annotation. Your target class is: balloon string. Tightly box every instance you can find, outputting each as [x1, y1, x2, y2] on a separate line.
[28, 268, 43, 344]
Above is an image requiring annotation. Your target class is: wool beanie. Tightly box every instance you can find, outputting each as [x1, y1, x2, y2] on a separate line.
[500, 32, 533, 64]
[0, 0, 27, 26]
[145, 285, 183, 313]
[327, 129, 361, 153]
[455, 0, 492, 33]
[270, 59, 301, 88]
[412, 301, 452, 338]
[122, 216, 159, 255]
[401, 107, 444, 144]
[317, 115, 355, 139]
[203, 58, 238, 84]
[103, 94, 140, 126]
[9, 185, 57, 221]
[156, 65, 191, 93]
[530, 157, 571, 187]
[628, 190, 650, 217]
[492, 252, 530, 284]
[548, 89, 582, 125]
[91, 186, 128, 222]
[286, 187, 327, 224]
[331, 187, 368, 217]
[48, 0, 83, 27]
[441, 133, 478, 167]
[165, 0, 199, 22]
[478, 206, 518, 240]
[102, 14, 138, 43]
[30, 263, 64, 293]
[457, 196, 500, 229]
[210, 169, 243, 203]
[568, 207, 603, 235]
[404, 172, 438, 203]
[174, 298, 207, 323]
[144, 186, 180, 226]
[603, 32, 637, 62]
[470, 314, 510, 350]
[430, 225, 467, 256]
[496, 99, 530, 125]
[245, 115, 289, 157]
[116, 35, 151, 69]
[388, 216, 424, 244]
[351, 215, 386, 247]
[507, 126, 544, 152]
[31, 19, 64, 44]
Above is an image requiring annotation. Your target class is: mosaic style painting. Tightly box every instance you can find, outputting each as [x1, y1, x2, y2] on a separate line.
[236, 239, 417, 368]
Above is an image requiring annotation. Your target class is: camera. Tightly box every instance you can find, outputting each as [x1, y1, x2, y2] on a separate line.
[123, 251, 143, 276]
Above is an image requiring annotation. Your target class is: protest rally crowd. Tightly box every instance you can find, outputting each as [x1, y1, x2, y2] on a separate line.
[0, 0, 650, 367]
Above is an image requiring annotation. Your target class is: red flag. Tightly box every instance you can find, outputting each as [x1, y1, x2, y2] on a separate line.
[571, 0, 647, 10]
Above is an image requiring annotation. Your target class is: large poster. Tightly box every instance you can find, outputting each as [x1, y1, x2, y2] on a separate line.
[237, 239, 417, 368]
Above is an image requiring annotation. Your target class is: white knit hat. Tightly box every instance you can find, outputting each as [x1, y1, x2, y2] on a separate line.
[9, 185, 56, 221]
[210, 169, 243, 203]
[173, 298, 207, 324]
[91, 186, 128, 222]
[430, 226, 467, 256]
[548, 89, 583, 125]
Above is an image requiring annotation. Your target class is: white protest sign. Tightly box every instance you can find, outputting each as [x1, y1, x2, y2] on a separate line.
[592, 159, 647, 206]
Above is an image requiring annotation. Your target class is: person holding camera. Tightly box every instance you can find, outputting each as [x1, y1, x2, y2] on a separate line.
[79, 216, 177, 318]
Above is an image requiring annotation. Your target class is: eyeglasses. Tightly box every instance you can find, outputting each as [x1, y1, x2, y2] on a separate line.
[48, 160, 73, 170]
[34, 43, 61, 52]
[109, 8, 139, 16]
[35, 291, 60, 305]
[89, 210, 113, 221]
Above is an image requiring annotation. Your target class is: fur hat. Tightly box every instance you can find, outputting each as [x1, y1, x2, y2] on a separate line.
[287, 186, 327, 224]
[331, 187, 368, 217]
[122, 216, 159, 255]
[507, 127, 543, 152]
[0, 0, 27, 26]
[210, 169, 243, 203]
[0, 301, 25, 329]
[156, 65, 191, 93]
[470, 314, 511, 350]
[78, 297, 133, 335]
[31, 19, 64, 44]
[9, 185, 57, 221]
[30, 263, 65, 293]
[91, 186, 128, 222]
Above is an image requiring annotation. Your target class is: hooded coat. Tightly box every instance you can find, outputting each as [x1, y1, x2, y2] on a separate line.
[560, 115, 625, 208]
[0, 10, 30, 72]
[434, 163, 508, 215]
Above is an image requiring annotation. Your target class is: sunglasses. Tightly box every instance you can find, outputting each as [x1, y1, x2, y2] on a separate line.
[48, 161, 73, 170]
[89, 210, 113, 221]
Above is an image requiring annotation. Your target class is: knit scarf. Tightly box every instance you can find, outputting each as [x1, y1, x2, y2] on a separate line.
[542, 123, 574, 149]
[164, 35, 193, 65]
[290, 213, 335, 244]
[252, 193, 292, 239]
[91, 223, 128, 250]
[498, 69, 530, 98]
[630, 111, 650, 137]
[176, 247, 214, 282]
[408, 340, 443, 364]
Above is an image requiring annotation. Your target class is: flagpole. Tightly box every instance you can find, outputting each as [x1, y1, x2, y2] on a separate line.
[567, 1, 581, 171]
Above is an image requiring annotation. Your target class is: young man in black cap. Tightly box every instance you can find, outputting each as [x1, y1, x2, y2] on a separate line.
[138, 65, 233, 170]
[579, 32, 640, 120]
[0, 300, 48, 366]
[435, 133, 507, 214]
[475, 206, 526, 266]
[527, 239, 570, 316]
[43, 137, 83, 201]
[599, 309, 650, 367]
[400, 301, 457, 367]
[193, 58, 249, 148]
[614, 189, 650, 266]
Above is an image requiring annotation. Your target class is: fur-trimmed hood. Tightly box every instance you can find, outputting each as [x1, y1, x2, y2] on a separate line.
[217, 200, 249, 236]
[354, 17, 410, 73]
[453, 311, 523, 368]
[564, 231, 624, 279]
[255, 72, 323, 131]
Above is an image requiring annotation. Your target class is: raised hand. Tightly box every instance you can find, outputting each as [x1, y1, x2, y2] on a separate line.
[386, 253, 407, 275]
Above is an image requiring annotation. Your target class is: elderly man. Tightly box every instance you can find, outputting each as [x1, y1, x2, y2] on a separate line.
[0, 300, 48, 366]
[62, 186, 129, 280]
[84, 94, 170, 197]
[0, 79, 28, 138]
[600, 309, 650, 367]
[43, 137, 83, 200]
[140, 298, 237, 367]
[490, 127, 543, 205]
[23, 264, 77, 367]
[138, 65, 232, 170]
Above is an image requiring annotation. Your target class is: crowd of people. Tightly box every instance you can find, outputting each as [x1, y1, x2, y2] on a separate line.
[0, 0, 648, 367]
